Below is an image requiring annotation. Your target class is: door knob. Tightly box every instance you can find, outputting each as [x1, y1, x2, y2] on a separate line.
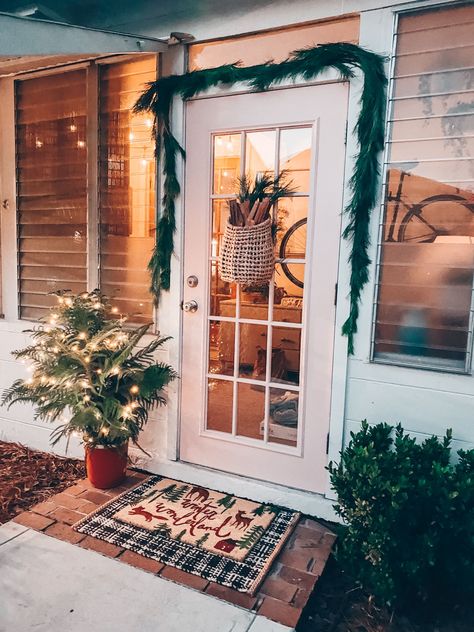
[182, 300, 198, 313]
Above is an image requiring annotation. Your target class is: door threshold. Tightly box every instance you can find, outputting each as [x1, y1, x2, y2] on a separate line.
[139, 457, 339, 523]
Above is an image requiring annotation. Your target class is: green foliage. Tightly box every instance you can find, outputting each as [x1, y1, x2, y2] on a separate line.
[237, 525, 266, 550]
[251, 503, 279, 516]
[237, 171, 295, 207]
[216, 494, 236, 512]
[163, 484, 189, 503]
[1, 290, 177, 449]
[134, 42, 387, 353]
[328, 421, 474, 610]
[196, 533, 210, 548]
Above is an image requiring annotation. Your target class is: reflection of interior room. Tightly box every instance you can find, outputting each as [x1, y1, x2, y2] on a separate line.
[208, 127, 312, 447]
[375, 168, 474, 369]
[99, 57, 156, 323]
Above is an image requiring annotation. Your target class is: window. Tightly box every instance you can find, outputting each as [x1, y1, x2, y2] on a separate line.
[15, 56, 156, 322]
[373, 4, 474, 372]
[188, 15, 359, 70]
[16, 70, 88, 319]
[99, 58, 156, 322]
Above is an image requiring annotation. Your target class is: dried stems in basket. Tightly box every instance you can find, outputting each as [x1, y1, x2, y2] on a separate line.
[228, 172, 295, 227]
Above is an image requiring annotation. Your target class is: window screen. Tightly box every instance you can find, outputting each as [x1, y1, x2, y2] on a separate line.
[373, 4, 474, 372]
[16, 70, 88, 320]
[99, 57, 156, 323]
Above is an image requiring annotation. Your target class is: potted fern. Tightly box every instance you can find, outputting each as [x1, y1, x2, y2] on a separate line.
[2, 291, 176, 489]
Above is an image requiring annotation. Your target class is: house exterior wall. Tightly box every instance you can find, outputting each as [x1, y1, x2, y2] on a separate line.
[0, 0, 472, 519]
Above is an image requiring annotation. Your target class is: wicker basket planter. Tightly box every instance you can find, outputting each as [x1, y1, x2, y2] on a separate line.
[219, 217, 274, 286]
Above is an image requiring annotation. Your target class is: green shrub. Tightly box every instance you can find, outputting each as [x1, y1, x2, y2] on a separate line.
[328, 421, 474, 610]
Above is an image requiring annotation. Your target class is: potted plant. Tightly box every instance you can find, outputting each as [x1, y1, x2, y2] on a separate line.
[2, 291, 176, 489]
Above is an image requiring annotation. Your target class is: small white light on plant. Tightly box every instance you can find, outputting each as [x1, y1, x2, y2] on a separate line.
[130, 385, 139, 394]
[96, 369, 102, 374]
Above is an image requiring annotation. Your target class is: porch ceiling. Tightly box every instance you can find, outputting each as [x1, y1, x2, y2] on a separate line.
[0, 11, 168, 56]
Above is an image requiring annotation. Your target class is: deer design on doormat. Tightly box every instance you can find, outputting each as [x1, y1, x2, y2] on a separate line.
[128, 505, 155, 522]
[231, 510, 253, 530]
[185, 485, 210, 503]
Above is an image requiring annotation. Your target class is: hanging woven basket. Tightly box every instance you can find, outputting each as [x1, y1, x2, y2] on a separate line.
[219, 217, 275, 287]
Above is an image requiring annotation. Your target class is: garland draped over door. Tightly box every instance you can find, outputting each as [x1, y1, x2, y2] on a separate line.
[134, 42, 387, 354]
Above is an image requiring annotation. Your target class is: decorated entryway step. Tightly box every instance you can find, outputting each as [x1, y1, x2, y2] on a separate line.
[12, 470, 336, 629]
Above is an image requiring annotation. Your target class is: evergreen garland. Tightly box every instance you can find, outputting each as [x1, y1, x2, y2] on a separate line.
[134, 42, 387, 353]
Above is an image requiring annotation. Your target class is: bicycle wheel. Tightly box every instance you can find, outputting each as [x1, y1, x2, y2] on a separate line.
[279, 218, 307, 288]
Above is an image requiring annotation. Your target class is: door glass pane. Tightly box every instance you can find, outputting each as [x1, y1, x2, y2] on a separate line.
[268, 387, 298, 447]
[279, 127, 312, 193]
[207, 125, 311, 450]
[239, 287, 269, 321]
[271, 326, 302, 385]
[239, 323, 268, 379]
[213, 134, 241, 194]
[210, 260, 236, 317]
[274, 263, 304, 324]
[236, 382, 265, 440]
[207, 379, 233, 433]
[276, 198, 308, 258]
[245, 130, 275, 181]
[209, 320, 234, 376]
[212, 200, 230, 257]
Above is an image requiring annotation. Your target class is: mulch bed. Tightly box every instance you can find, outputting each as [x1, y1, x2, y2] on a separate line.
[299, 555, 472, 632]
[0, 441, 85, 523]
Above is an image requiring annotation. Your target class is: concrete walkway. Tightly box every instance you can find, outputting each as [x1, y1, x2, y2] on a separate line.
[0, 522, 292, 632]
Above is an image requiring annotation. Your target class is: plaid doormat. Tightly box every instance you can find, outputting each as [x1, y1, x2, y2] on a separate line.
[74, 475, 300, 594]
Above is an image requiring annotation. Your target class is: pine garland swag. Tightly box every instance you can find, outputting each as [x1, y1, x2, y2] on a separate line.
[134, 42, 387, 353]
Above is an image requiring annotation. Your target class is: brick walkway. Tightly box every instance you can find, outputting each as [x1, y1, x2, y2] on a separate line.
[12, 470, 336, 629]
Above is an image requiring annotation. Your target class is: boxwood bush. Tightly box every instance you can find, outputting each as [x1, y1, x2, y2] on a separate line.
[328, 421, 474, 610]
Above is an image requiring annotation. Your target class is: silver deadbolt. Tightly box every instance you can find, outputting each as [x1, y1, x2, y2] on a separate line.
[183, 300, 198, 313]
[187, 275, 198, 288]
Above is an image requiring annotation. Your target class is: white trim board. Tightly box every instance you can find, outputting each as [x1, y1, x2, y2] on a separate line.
[0, 12, 168, 55]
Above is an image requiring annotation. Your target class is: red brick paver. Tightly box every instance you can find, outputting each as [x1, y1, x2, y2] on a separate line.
[13, 511, 55, 531]
[16, 470, 335, 629]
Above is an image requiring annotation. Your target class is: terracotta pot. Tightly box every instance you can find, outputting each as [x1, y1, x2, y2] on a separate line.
[85, 442, 128, 489]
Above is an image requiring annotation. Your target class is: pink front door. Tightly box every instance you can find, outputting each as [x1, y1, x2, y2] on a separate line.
[180, 83, 348, 493]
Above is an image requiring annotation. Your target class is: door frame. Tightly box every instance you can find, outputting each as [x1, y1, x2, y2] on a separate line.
[179, 81, 350, 493]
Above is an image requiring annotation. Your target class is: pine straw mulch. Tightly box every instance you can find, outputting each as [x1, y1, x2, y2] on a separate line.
[0, 441, 85, 524]
[299, 555, 472, 632]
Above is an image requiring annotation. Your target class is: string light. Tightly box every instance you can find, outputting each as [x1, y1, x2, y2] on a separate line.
[111, 306, 119, 314]
[130, 385, 139, 394]
[78, 332, 87, 340]
[83, 395, 90, 402]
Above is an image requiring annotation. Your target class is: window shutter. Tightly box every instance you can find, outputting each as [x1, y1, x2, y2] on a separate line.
[98, 57, 156, 323]
[373, 4, 474, 371]
[16, 69, 88, 320]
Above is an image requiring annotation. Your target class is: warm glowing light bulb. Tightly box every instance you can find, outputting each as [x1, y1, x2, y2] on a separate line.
[130, 385, 139, 394]
[111, 306, 118, 313]
[77, 140, 86, 149]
